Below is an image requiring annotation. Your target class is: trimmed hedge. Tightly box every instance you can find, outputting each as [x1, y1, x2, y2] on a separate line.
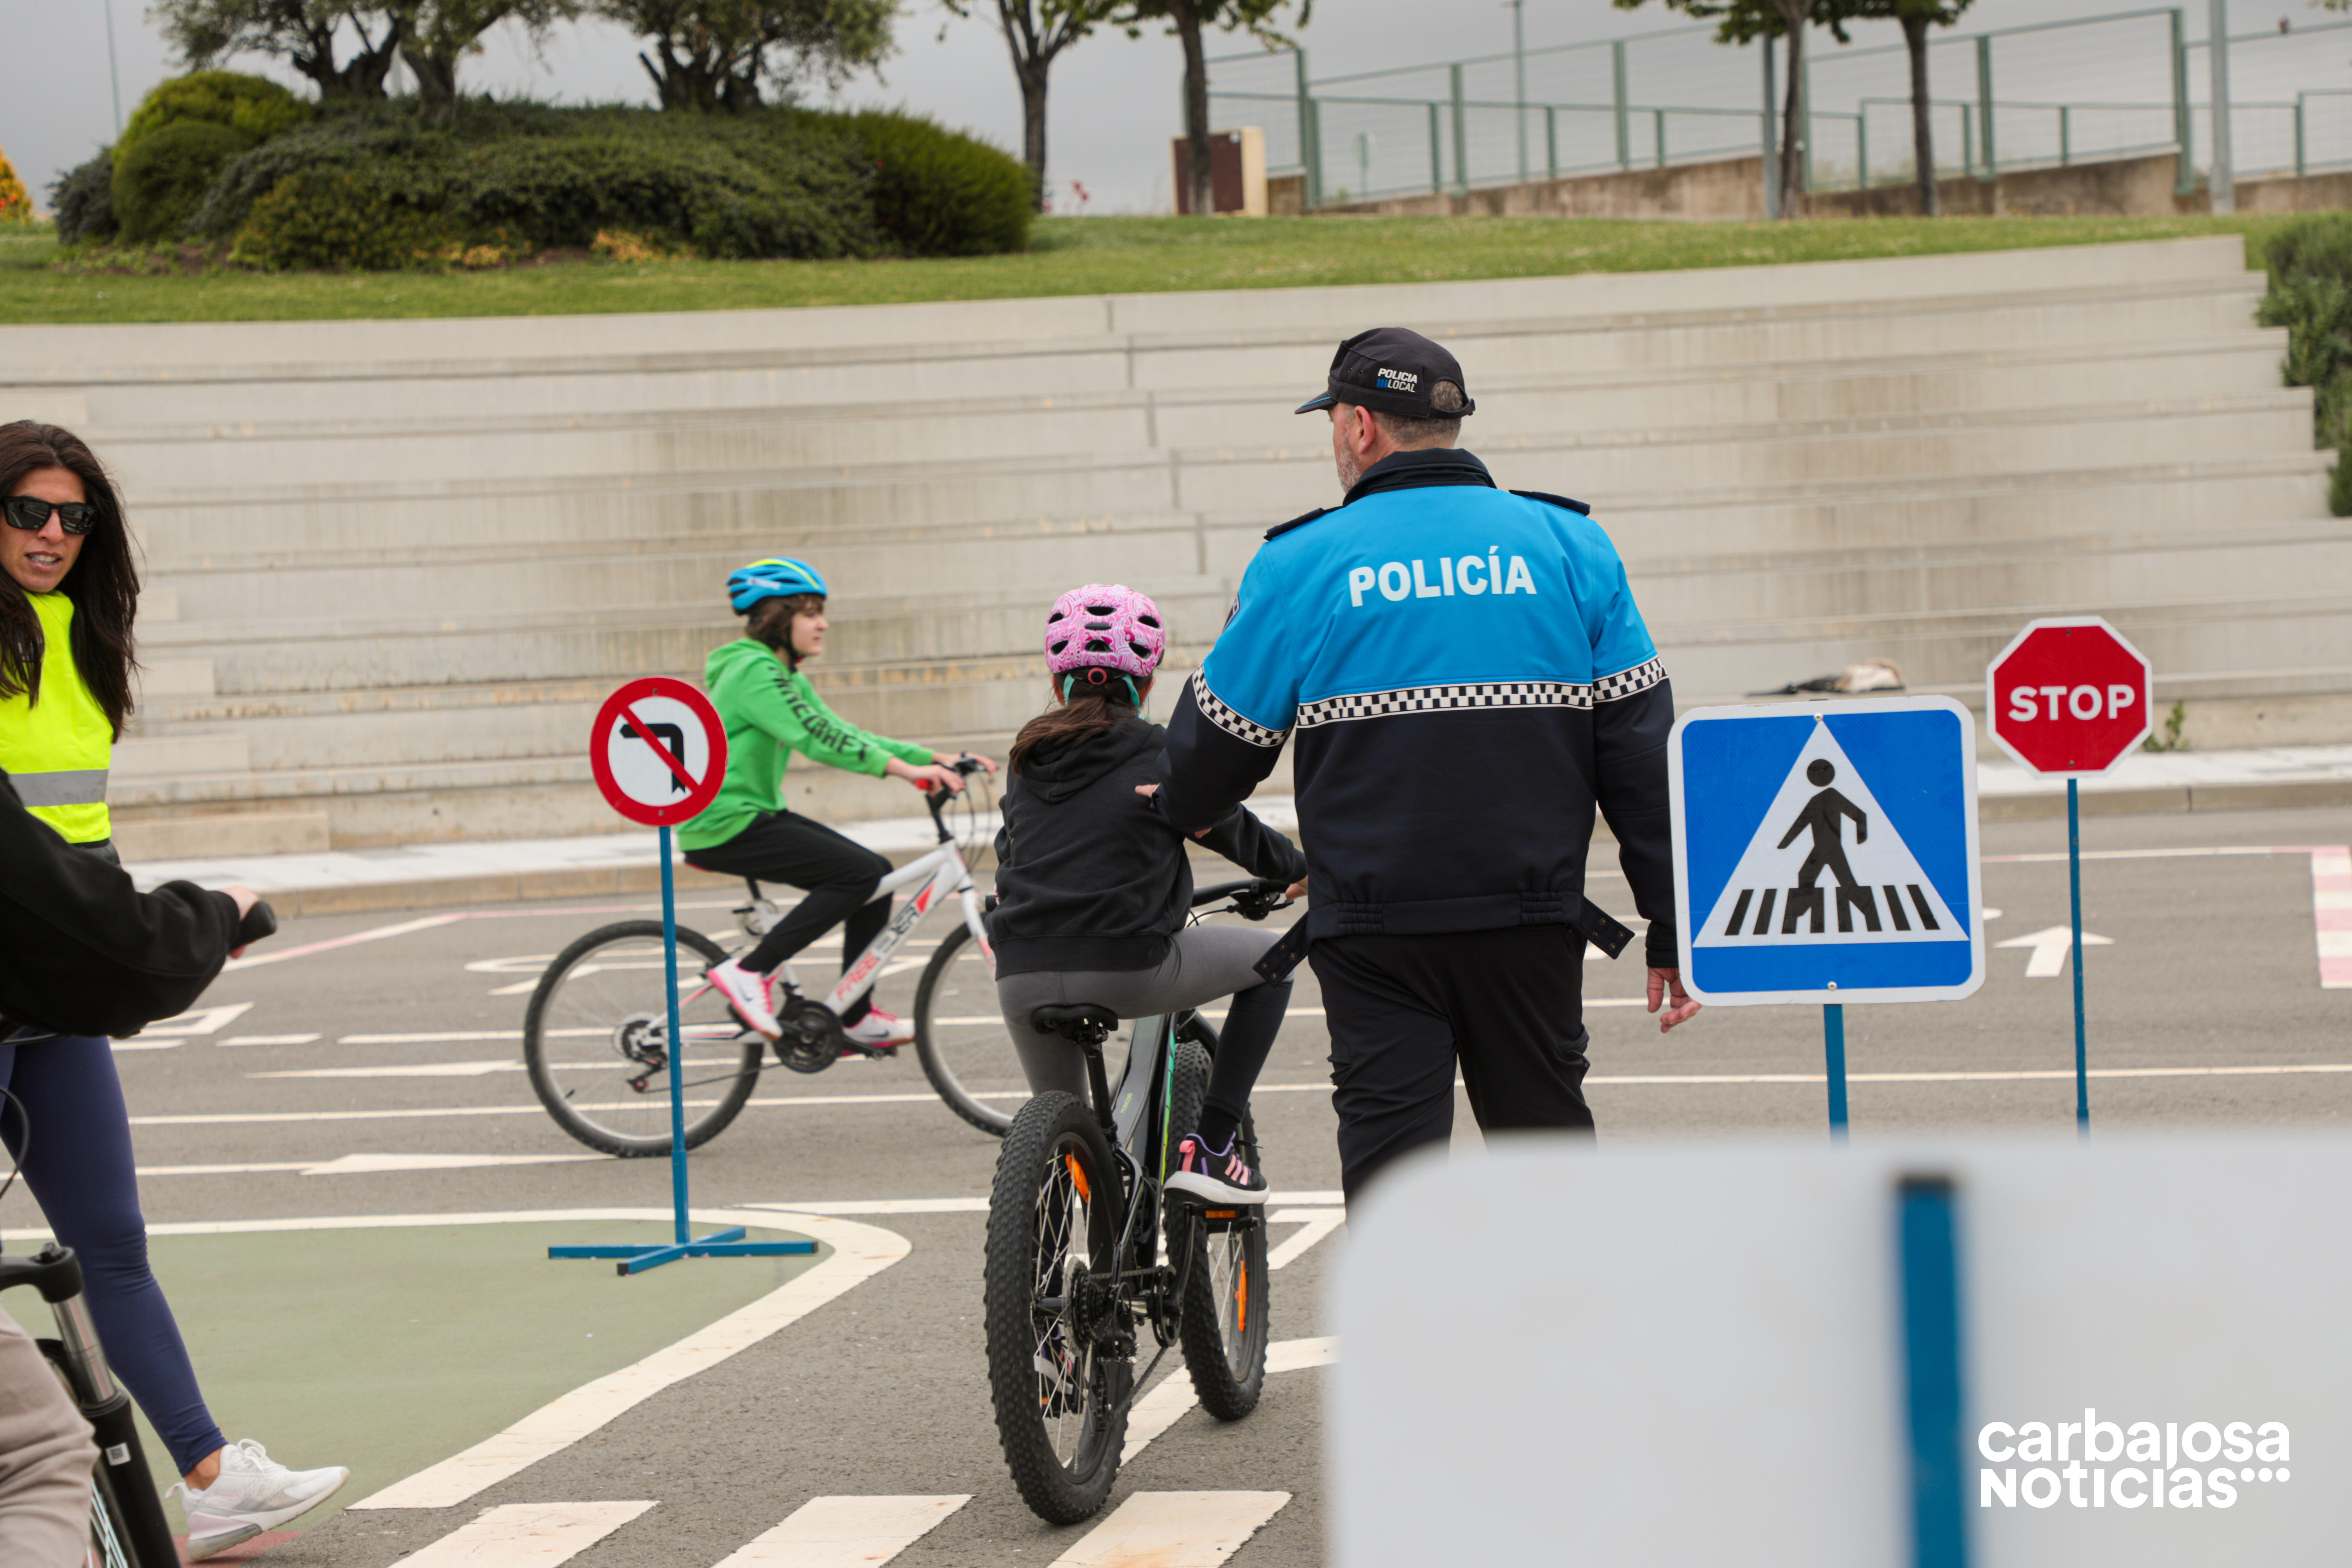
[48, 154, 117, 245]
[114, 120, 258, 243]
[191, 99, 1028, 270]
[2259, 215, 2352, 517]
[837, 111, 1033, 257]
[120, 71, 308, 155]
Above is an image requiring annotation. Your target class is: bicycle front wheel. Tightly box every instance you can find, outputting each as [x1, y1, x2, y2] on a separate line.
[985, 1091, 1130, 1524]
[523, 920, 763, 1157]
[914, 922, 1028, 1136]
[1166, 1038, 1271, 1420]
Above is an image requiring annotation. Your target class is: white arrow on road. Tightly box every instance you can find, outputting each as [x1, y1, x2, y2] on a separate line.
[1996, 925, 2114, 978]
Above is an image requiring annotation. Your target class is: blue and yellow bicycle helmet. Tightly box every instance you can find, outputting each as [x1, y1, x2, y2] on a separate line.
[726, 557, 828, 615]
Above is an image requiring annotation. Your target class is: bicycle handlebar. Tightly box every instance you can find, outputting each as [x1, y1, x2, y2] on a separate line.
[0, 1244, 84, 1305]
[235, 899, 278, 948]
[1190, 878, 1294, 920]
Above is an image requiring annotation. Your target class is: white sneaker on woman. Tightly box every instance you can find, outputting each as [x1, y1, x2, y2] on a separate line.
[171, 1439, 349, 1559]
[845, 1008, 916, 1048]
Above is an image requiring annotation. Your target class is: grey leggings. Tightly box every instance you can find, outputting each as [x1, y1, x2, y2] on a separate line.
[997, 925, 1292, 1140]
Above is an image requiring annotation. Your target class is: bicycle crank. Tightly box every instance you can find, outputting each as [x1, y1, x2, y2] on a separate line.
[773, 997, 848, 1074]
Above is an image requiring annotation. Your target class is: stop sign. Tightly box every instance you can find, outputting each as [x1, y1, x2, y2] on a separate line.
[1985, 617, 2153, 776]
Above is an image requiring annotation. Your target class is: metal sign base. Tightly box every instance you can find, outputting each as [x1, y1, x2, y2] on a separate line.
[550, 826, 814, 1275]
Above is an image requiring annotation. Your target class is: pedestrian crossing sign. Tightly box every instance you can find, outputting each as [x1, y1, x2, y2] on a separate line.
[1668, 696, 1983, 1005]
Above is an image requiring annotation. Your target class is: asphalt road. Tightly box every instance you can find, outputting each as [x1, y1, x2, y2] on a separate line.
[8, 803, 2349, 1567]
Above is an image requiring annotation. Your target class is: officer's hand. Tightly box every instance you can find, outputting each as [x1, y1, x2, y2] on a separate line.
[1647, 968, 1701, 1033]
[1285, 876, 1309, 901]
[1136, 783, 1212, 839]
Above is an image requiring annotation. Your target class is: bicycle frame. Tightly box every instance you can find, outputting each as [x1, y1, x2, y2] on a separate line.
[688, 793, 996, 1025]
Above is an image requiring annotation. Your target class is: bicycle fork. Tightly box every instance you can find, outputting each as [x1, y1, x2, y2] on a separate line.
[24, 1248, 179, 1567]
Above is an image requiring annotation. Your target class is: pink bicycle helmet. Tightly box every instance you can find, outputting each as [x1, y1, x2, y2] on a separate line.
[1043, 584, 1165, 695]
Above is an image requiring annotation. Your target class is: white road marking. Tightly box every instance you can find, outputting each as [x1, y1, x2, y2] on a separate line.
[1995, 925, 2114, 978]
[345, 1030, 526, 1044]
[340, 1208, 909, 1511]
[132, 1152, 606, 1178]
[219, 1033, 322, 1047]
[1046, 1491, 1289, 1567]
[1266, 1209, 1344, 1271]
[129, 1060, 2352, 1131]
[1122, 1337, 1338, 1463]
[223, 912, 468, 973]
[393, 1502, 654, 1567]
[2313, 846, 2351, 989]
[710, 1495, 968, 1568]
[112, 1002, 255, 1049]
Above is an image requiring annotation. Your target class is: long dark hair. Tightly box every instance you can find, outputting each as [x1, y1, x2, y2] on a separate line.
[1010, 668, 1153, 776]
[0, 422, 139, 738]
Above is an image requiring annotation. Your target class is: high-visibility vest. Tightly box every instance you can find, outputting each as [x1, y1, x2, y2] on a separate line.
[0, 593, 112, 844]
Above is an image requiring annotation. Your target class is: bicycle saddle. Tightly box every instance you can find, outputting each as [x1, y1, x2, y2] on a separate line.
[1031, 1004, 1118, 1048]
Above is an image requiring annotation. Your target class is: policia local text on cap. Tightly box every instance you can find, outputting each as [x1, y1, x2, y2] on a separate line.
[1151, 326, 1702, 1202]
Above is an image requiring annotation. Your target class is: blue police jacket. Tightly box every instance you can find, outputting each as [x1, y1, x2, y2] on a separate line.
[1157, 447, 1680, 965]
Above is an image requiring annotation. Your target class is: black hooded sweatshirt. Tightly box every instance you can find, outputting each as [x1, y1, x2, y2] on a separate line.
[0, 768, 242, 1039]
[988, 718, 1306, 977]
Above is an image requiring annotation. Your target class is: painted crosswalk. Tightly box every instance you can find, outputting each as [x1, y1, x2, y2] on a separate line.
[709, 1495, 969, 1568]
[394, 1502, 654, 1567]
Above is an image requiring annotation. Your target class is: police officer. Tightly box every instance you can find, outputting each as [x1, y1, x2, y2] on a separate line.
[1153, 327, 1700, 1201]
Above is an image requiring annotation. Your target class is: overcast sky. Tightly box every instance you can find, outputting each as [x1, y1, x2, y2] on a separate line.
[0, 0, 2327, 218]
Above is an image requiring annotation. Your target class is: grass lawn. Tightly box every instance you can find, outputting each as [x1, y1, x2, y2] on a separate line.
[0, 212, 2302, 324]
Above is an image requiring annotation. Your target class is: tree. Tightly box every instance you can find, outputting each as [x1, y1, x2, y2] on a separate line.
[1121, 0, 1308, 219]
[1844, 0, 1970, 215]
[942, 0, 1117, 210]
[152, 0, 409, 99]
[597, 0, 895, 112]
[1616, 0, 1868, 219]
[402, 1, 584, 125]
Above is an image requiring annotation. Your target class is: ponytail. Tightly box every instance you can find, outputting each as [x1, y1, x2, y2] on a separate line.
[1009, 668, 1146, 776]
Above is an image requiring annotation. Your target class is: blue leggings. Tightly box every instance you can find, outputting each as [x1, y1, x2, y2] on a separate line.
[0, 1035, 224, 1476]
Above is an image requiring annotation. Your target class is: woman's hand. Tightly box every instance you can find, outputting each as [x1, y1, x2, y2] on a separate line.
[938, 750, 998, 775]
[224, 884, 260, 959]
[890, 759, 965, 794]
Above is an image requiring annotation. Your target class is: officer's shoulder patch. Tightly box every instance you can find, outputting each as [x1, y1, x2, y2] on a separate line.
[1264, 506, 1330, 542]
[1510, 489, 1592, 517]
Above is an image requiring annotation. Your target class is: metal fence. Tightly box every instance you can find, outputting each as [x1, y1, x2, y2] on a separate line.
[1208, 6, 2352, 210]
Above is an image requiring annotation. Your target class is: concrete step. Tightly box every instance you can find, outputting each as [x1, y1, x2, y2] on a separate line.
[87, 333, 2288, 452]
[114, 732, 249, 778]
[0, 236, 2256, 382]
[107, 808, 330, 860]
[93, 292, 2277, 497]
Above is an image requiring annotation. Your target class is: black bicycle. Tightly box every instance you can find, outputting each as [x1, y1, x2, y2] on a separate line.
[1, 1244, 178, 1568]
[982, 878, 1291, 1524]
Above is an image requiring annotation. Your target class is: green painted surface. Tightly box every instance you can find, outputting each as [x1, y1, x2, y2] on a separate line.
[124, 1220, 823, 1532]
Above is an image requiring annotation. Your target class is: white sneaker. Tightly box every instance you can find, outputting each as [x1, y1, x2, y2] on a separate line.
[844, 1007, 915, 1047]
[171, 1439, 349, 1559]
[706, 957, 780, 1038]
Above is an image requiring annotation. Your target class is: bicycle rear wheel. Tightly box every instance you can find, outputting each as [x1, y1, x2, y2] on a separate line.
[913, 923, 1027, 1136]
[523, 920, 763, 1157]
[1164, 1038, 1271, 1420]
[985, 1091, 1130, 1524]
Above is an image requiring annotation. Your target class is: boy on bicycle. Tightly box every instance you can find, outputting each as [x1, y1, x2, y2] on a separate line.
[989, 585, 1306, 1203]
[685, 559, 994, 1045]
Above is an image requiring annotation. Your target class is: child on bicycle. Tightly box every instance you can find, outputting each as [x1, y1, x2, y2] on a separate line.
[684, 558, 996, 1044]
[989, 585, 1306, 1204]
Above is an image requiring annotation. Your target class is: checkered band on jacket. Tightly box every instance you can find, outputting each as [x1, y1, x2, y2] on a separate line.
[1592, 657, 1667, 705]
[1190, 672, 1288, 748]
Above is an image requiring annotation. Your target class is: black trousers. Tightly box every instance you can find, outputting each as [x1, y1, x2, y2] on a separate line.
[1309, 926, 1593, 1203]
[683, 812, 892, 1022]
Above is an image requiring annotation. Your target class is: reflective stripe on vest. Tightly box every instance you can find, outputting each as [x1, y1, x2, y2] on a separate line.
[12, 766, 109, 807]
[0, 593, 113, 844]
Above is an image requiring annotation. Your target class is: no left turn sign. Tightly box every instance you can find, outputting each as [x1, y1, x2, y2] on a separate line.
[589, 676, 728, 827]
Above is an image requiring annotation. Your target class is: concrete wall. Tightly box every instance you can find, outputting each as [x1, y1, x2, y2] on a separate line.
[1292, 152, 2352, 223]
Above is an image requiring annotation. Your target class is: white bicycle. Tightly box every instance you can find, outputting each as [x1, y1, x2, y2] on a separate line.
[523, 760, 1029, 1154]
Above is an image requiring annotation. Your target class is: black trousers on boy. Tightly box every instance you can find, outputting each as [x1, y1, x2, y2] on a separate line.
[1309, 925, 1594, 1202]
[684, 811, 891, 1024]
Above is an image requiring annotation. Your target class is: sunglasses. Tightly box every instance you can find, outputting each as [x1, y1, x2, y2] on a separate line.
[2, 497, 99, 536]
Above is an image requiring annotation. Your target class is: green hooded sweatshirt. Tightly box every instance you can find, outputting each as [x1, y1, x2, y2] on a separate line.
[680, 639, 934, 852]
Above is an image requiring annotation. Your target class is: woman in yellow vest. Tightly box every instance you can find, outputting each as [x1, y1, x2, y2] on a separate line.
[0, 422, 348, 1557]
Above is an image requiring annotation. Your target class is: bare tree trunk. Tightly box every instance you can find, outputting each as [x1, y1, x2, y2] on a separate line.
[1778, 15, 1804, 219]
[404, 45, 460, 127]
[1174, 1, 1212, 217]
[1903, 15, 1939, 216]
[1017, 62, 1050, 210]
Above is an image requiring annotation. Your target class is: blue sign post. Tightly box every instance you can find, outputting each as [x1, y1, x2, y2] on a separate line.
[1670, 696, 1985, 1134]
[553, 678, 816, 1276]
